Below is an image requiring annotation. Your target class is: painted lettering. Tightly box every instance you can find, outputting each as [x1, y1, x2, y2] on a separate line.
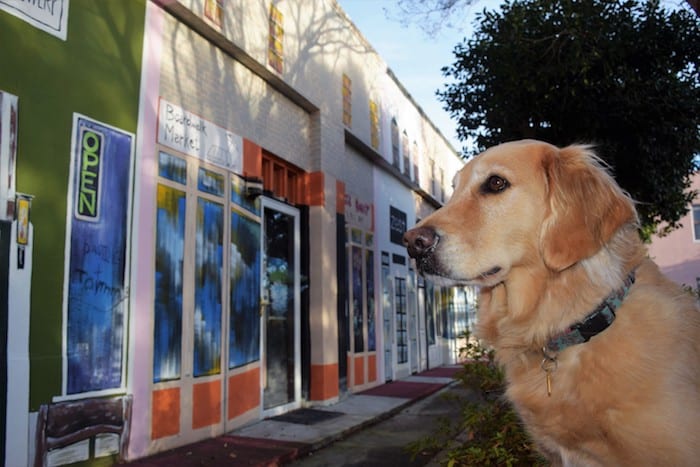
[76, 129, 102, 220]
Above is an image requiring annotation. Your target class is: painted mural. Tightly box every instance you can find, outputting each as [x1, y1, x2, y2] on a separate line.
[229, 207, 261, 368]
[65, 114, 133, 394]
[193, 197, 224, 377]
[153, 182, 186, 383]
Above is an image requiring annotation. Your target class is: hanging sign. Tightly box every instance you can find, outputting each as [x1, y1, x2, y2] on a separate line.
[0, 0, 70, 40]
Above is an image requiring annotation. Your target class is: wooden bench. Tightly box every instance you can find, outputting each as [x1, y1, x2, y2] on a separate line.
[34, 395, 132, 467]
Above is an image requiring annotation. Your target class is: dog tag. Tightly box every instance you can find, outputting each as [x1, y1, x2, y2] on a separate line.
[541, 352, 558, 397]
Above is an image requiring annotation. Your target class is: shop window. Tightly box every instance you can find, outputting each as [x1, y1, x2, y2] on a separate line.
[352, 243, 364, 352]
[198, 167, 225, 196]
[158, 151, 187, 185]
[268, 4, 284, 73]
[369, 99, 380, 150]
[154, 183, 186, 382]
[153, 151, 262, 385]
[347, 226, 376, 354]
[193, 198, 224, 377]
[342, 74, 352, 127]
[366, 234, 376, 351]
[229, 206, 262, 368]
[395, 277, 407, 364]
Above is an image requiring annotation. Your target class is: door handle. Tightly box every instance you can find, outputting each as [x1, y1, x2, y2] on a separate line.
[260, 298, 270, 316]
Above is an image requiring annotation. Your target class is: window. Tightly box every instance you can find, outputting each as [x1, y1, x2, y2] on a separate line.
[347, 227, 376, 353]
[395, 277, 407, 364]
[429, 158, 437, 197]
[153, 152, 263, 384]
[693, 205, 700, 241]
[401, 131, 410, 177]
[439, 167, 445, 202]
[369, 99, 380, 150]
[268, 4, 284, 73]
[412, 141, 419, 184]
[391, 118, 399, 169]
[204, 0, 223, 27]
[261, 151, 303, 204]
[342, 74, 352, 127]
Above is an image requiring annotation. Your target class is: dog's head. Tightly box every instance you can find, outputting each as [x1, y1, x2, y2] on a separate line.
[403, 140, 636, 287]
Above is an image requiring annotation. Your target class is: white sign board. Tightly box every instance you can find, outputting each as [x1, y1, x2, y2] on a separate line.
[345, 193, 373, 231]
[0, 0, 69, 40]
[158, 98, 242, 174]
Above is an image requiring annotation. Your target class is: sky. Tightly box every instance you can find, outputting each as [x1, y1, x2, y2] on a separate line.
[336, 0, 689, 154]
[336, 0, 501, 153]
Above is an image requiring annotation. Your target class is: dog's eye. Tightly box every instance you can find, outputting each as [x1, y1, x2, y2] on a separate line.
[483, 175, 509, 193]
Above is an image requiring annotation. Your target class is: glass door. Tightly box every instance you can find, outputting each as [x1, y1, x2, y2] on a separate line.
[261, 197, 300, 416]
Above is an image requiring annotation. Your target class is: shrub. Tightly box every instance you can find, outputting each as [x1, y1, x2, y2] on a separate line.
[409, 330, 546, 466]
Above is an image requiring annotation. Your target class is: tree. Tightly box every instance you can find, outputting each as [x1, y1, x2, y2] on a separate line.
[437, 0, 700, 237]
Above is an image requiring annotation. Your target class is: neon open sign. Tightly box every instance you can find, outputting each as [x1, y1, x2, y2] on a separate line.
[75, 127, 103, 221]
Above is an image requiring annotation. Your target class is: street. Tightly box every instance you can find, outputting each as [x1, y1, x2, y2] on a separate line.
[290, 382, 477, 467]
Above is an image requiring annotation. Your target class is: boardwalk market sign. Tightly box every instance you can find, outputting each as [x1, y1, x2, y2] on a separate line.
[158, 98, 242, 174]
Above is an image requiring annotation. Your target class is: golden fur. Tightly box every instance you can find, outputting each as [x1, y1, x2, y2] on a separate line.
[404, 140, 700, 466]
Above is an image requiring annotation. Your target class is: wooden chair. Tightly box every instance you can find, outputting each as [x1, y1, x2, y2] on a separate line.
[34, 395, 132, 467]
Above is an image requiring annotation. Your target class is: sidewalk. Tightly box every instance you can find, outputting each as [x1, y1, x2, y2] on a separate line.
[126, 365, 463, 467]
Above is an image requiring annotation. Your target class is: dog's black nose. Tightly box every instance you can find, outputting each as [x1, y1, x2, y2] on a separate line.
[403, 226, 438, 259]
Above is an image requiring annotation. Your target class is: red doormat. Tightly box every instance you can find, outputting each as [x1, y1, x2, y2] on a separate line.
[417, 366, 463, 378]
[359, 381, 445, 399]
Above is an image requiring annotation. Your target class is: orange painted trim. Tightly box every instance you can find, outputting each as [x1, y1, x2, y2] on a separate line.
[304, 171, 325, 206]
[151, 387, 180, 440]
[310, 363, 339, 401]
[192, 380, 222, 429]
[243, 139, 262, 179]
[228, 367, 261, 420]
[368, 354, 377, 383]
[336, 180, 346, 215]
[353, 356, 365, 386]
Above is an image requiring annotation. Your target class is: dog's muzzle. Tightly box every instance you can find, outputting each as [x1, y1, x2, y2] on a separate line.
[403, 226, 441, 275]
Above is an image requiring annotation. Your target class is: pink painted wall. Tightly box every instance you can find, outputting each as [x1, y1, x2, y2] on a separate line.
[647, 173, 700, 288]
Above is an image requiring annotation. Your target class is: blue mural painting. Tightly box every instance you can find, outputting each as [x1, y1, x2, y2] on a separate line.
[66, 115, 133, 394]
[153, 184, 186, 383]
[231, 173, 259, 215]
[193, 198, 224, 377]
[229, 209, 261, 368]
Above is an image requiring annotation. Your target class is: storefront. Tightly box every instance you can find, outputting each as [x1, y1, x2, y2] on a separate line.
[1, 1, 473, 464]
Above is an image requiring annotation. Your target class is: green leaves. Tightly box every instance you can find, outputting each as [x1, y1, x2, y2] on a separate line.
[439, 0, 700, 236]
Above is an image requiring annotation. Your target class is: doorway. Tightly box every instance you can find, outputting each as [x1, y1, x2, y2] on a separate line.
[261, 197, 301, 416]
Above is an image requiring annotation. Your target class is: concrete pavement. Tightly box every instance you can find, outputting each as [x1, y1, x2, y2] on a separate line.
[125, 365, 464, 467]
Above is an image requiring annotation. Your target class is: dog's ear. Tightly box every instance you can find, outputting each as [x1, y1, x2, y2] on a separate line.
[539, 145, 636, 271]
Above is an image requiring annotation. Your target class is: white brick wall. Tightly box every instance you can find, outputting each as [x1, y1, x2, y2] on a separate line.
[162, 0, 462, 189]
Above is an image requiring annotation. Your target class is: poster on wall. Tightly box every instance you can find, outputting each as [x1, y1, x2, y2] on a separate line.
[0, 0, 69, 41]
[0, 89, 18, 220]
[62, 114, 134, 396]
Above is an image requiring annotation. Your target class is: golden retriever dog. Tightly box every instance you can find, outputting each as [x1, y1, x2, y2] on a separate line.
[403, 140, 700, 466]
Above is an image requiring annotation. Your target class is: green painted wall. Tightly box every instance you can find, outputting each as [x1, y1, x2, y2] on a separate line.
[0, 0, 146, 410]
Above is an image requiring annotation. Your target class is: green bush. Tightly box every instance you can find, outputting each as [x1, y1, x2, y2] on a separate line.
[409, 330, 546, 466]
